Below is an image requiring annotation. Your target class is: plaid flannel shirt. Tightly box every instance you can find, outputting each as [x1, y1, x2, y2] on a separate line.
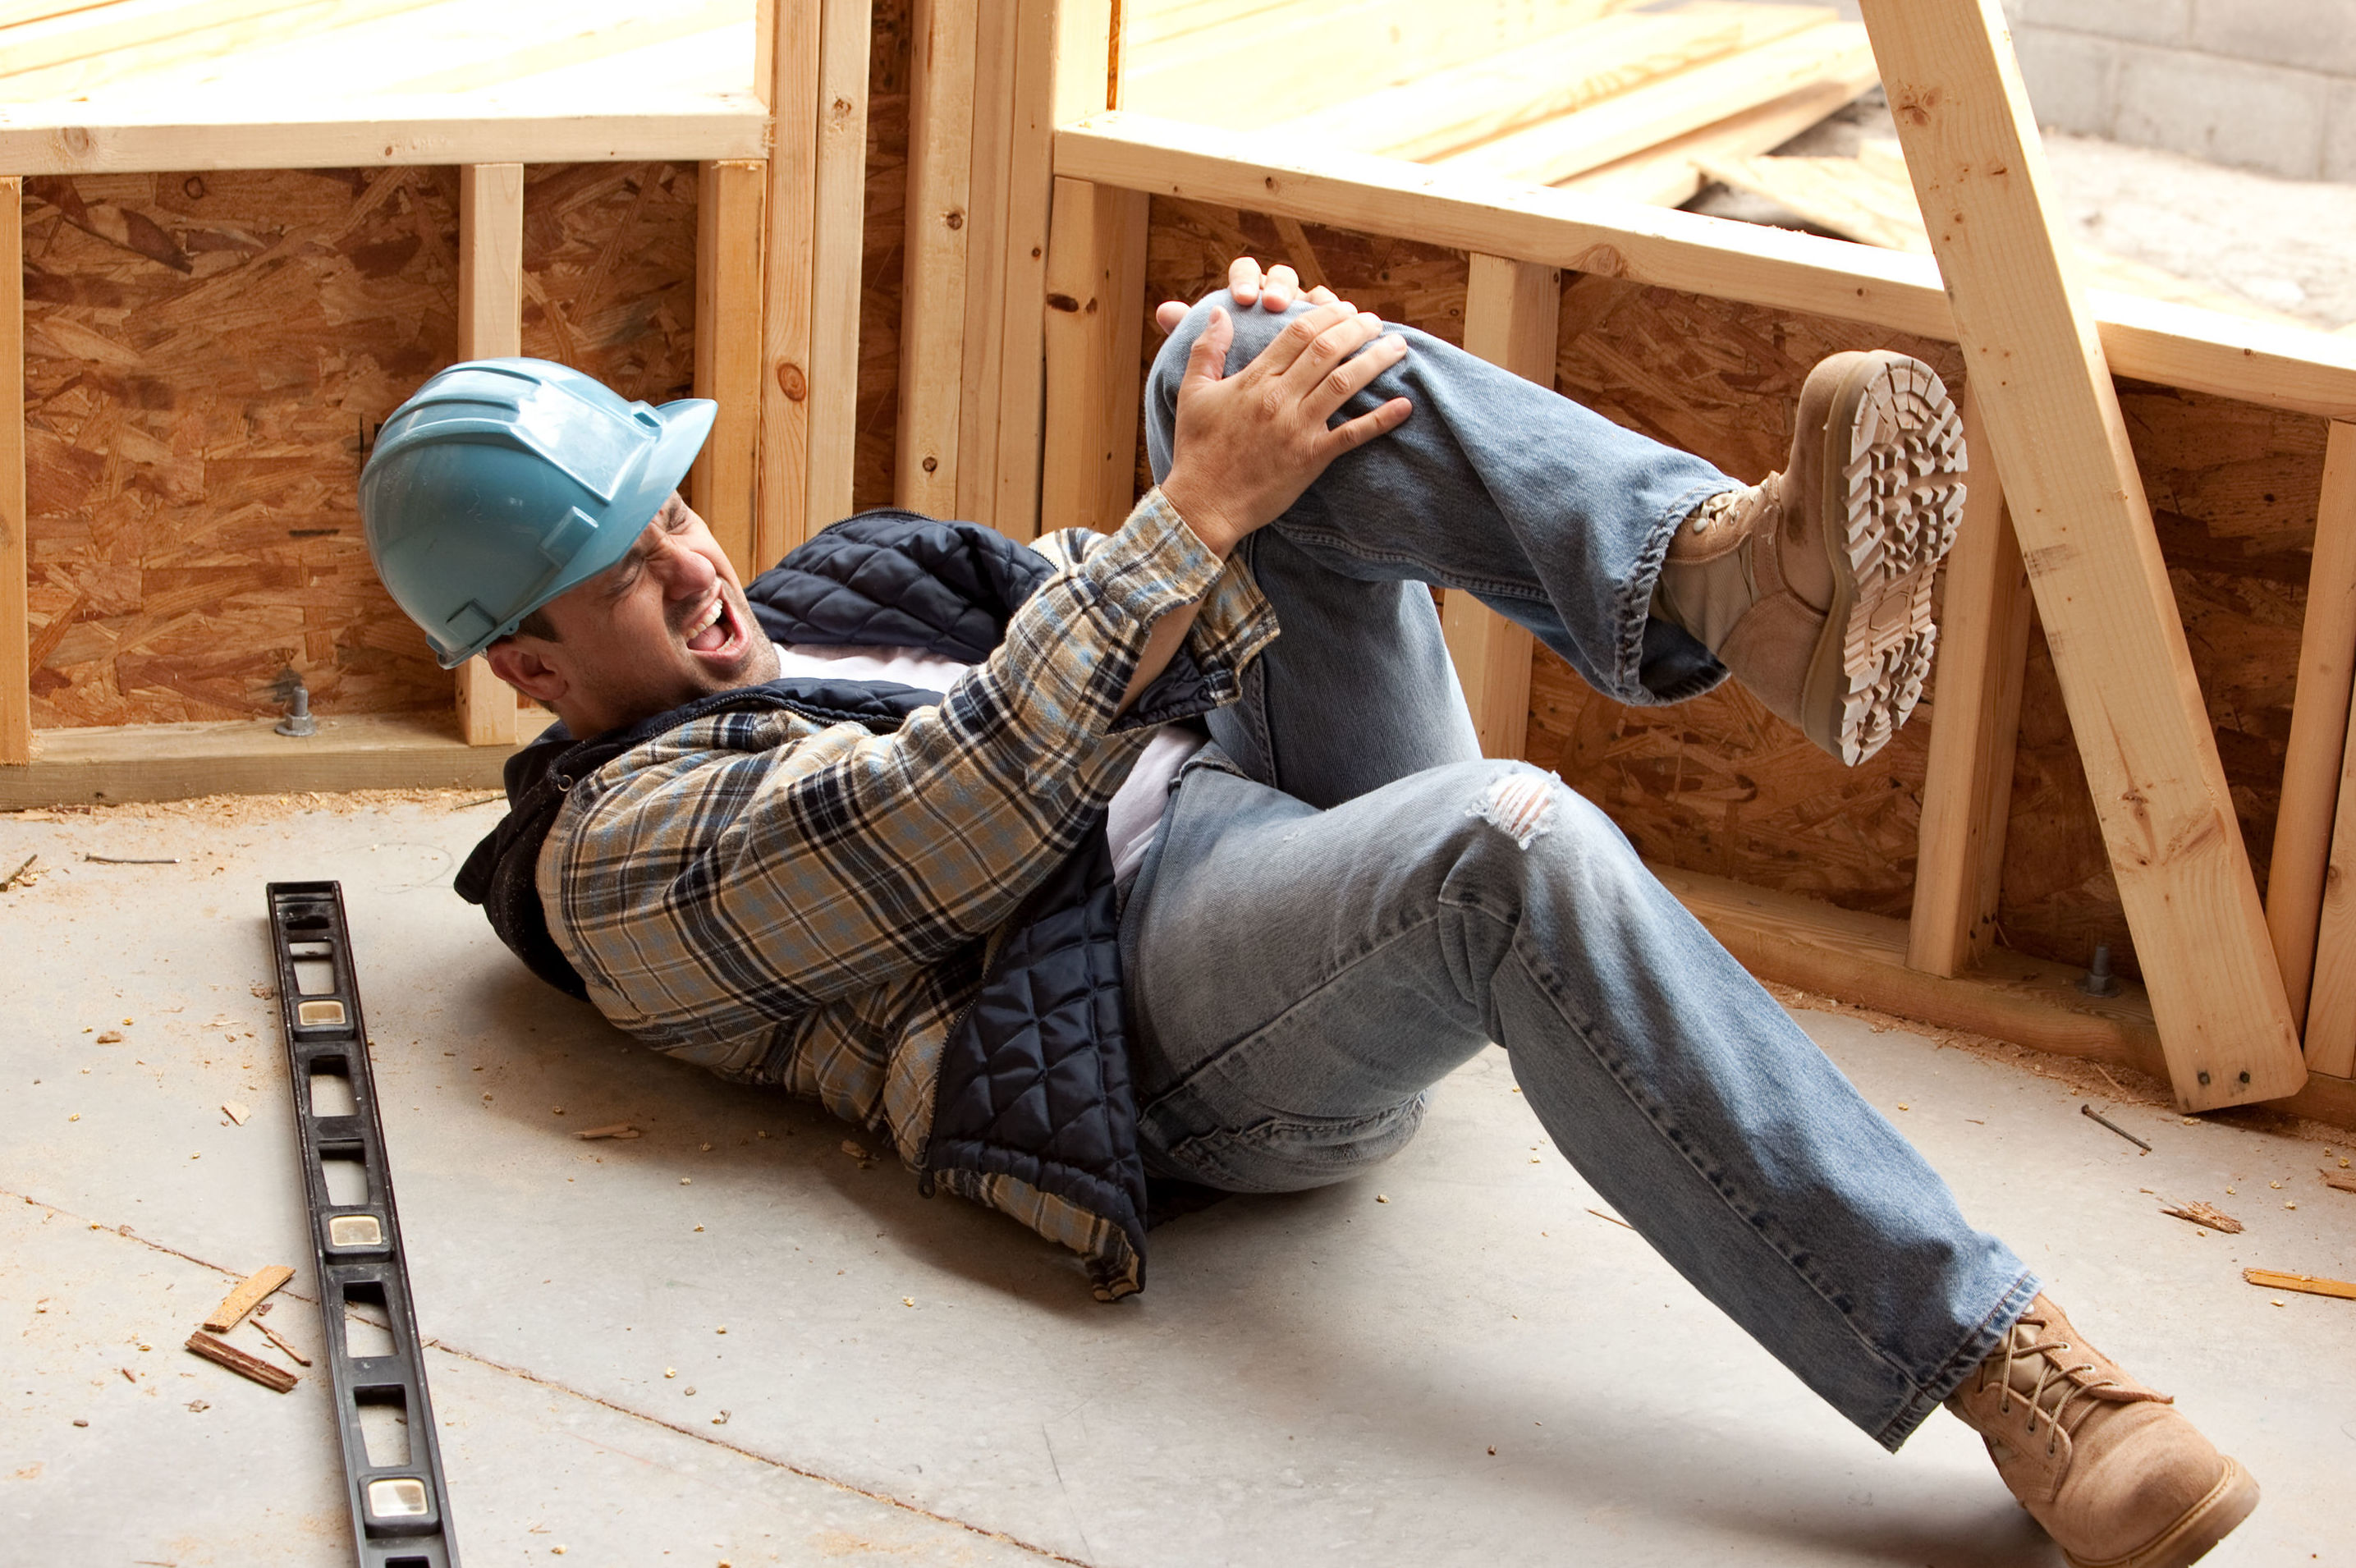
[538, 490, 1277, 1176]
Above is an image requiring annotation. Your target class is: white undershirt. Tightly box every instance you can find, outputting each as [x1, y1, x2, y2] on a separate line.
[772, 642, 1204, 884]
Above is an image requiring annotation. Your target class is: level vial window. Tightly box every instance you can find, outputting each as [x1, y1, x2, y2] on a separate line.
[328, 1214, 384, 1248]
[367, 1479, 430, 1519]
[296, 999, 347, 1027]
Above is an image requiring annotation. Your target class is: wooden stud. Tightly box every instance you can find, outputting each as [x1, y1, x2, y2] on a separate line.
[2266, 419, 2356, 1032]
[1857, 0, 2303, 1109]
[757, 0, 823, 565]
[2306, 684, 2356, 1076]
[953, 0, 1020, 529]
[691, 159, 768, 578]
[455, 163, 523, 748]
[983, 0, 1111, 539]
[1039, 177, 1150, 535]
[1442, 254, 1556, 760]
[1052, 113, 2356, 423]
[805, 0, 872, 534]
[1, 176, 26, 766]
[896, 0, 979, 516]
[1908, 387, 2033, 977]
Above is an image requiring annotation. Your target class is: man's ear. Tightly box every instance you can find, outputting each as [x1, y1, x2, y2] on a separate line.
[484, 639, 567, 706]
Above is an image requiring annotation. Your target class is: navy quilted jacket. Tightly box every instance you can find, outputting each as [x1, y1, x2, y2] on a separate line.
[458, 503, 1273, 1298]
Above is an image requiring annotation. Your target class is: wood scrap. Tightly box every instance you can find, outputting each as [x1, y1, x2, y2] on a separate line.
[2159, 1200, 2243, 1233]
[200, 1264, 293, 1333]
[183, 1330, 298, 1393]
[573, 1123, 640, 1140]
[2323, 1168, 2356, 1194]
[248, 1315, 312, 1368]
[220, 1100, 250, 1126]
[2242, 1268, 2356, 1301]
[1, 854, 35, 891]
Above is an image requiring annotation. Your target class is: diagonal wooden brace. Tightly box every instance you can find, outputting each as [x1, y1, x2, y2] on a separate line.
[1855, 0, 2304, 1110]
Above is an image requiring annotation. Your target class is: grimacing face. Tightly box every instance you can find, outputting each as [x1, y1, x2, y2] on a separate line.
[484, 493, 781, 736]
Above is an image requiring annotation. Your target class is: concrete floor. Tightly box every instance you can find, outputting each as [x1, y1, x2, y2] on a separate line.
[3, 791, 2353, 1566]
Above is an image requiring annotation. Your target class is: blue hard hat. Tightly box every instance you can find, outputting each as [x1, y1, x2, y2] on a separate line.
[360, 358, 717, 667]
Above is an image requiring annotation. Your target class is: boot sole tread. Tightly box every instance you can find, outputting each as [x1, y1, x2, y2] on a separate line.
[1803, 353, 1965, 765]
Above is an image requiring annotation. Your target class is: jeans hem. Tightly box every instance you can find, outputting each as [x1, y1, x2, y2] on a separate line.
[1609, 479, 1739, 707]
[1868, 1268, 2042, 1453]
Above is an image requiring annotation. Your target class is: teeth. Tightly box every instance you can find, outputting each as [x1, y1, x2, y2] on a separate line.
[685, 598, 723, 641]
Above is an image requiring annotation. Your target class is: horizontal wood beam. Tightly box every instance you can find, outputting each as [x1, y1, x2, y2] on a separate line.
[1659, 864, 2356, 1132]
[1052, 112, 2356, 421]
[0, 100, 766, 172]
[0, 713, 533, 808]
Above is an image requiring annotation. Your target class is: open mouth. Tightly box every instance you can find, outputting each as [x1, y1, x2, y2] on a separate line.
[681, 593, 745, 663]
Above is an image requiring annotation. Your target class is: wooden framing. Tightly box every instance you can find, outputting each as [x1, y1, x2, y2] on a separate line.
[1018, 11, 2356, 1112]
[3, 0, 860, 796]
[1442, 254, 1554, 759]
[1039, 177, 1150, 535]
[2311, 705, 2356, 1077]
[895, 0, 979, 516]
[454, 163, 524, 748]
[1859, 0, 2303, 1107]
[804, 0, 872, 533]
[753, 0, 824, 566]
[691, 158, 769, 578]
[1907, 389, 2033, 976]
[1053, 114, 2356, 422]
[2267, 419, 2356, 1032]
[1, 177, 25, 768]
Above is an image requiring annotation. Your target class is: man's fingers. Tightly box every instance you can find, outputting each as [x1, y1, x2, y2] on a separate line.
[1304, 285, 1339, 307]
[1181, 306, 1235, 392]
[1227, 255, 1263, 305]
[1320, 395, 1414, 458]
[1260, 264, 1300, 311]
[1300, 329, 1407, 425]
[1249, 299, 1358, 379]
[1274, 309, 1387, 400]
[1154, 300, 1189, 334]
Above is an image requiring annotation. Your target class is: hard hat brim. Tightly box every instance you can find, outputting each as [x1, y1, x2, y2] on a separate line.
[433, 395, 718, 667]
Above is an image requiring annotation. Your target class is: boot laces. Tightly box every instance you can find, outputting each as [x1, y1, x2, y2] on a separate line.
[1976, 1314, 2121, 1458]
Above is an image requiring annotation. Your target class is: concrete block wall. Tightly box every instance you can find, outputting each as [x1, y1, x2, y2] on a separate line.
[2003, 0, 2356, 180]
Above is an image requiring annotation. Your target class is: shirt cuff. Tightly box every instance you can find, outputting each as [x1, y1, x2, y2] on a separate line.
[1078, 488, 1226, 627]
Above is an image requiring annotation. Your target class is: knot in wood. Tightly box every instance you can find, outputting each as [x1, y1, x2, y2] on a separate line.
[775, 361, 809, 401]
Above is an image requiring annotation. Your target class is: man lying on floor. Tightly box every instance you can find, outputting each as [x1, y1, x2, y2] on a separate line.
[361, 258, 2257, 1567]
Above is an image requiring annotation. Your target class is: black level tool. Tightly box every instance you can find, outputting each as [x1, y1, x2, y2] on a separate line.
[267, 881, 460, 1568]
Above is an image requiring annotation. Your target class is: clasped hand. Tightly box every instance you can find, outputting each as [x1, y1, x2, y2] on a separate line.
[1154, 257, 1413, 558]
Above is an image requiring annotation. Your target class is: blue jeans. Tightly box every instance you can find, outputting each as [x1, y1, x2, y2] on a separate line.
[1121, 296, 2037, 1451]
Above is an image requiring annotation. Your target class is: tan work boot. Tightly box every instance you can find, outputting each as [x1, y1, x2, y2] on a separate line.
[1946, 1296, 2258, 1567]
[1654, 351, 1965, 765]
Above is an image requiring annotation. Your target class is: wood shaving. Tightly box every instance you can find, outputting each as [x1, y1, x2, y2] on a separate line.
[2159, 1201, 2243, 1234]
[574, 1123, 640, 1140]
